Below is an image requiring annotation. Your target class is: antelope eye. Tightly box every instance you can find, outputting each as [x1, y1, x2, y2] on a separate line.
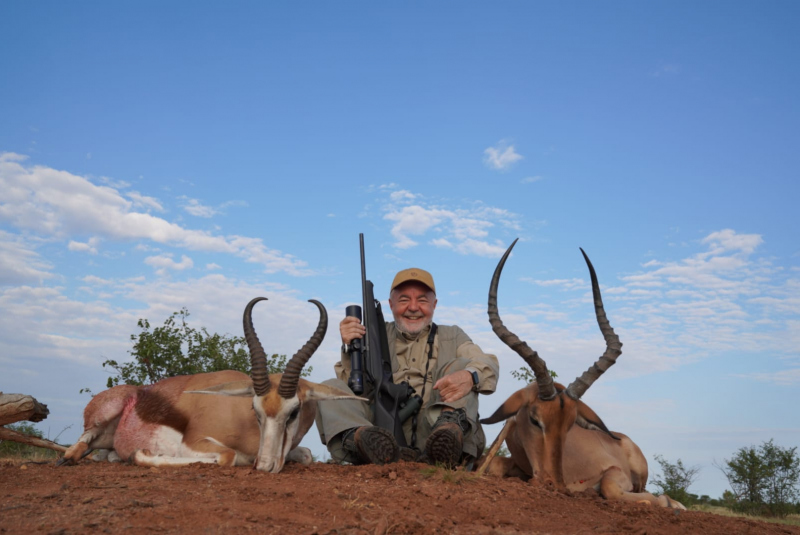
[288, 407, 300, 422]
[529, 414, 542, 429]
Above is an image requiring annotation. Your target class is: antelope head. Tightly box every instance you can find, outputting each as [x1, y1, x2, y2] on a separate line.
[481, 240, 623, 489]
[190, 297, 364, 473]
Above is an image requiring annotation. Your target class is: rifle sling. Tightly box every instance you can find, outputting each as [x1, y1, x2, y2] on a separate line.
[410, 322, 437, 450]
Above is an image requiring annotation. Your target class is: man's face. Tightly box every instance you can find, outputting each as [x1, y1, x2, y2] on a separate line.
[389, 281, 437, 335]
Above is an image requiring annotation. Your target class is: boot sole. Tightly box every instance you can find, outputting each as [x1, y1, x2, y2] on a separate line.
[357, 426, 400, 465]
[425, 426, 462, 467]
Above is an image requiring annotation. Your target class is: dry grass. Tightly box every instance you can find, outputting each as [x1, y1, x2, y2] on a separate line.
[0, 448, 61, 463]
[419, 464, 479, 485]
[691, 505, 800, 527]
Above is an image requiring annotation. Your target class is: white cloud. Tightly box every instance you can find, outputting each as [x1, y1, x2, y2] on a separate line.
[81, 275, 113, 286]
[380, 187, 521, 257]
[389, 190, 417, 203]
[0, 231, 53, 285]
[483, 141, 523, 171]
[181, 197, 219, 218]
[522, 277, 585, 290]
[127, 191, 164, 212]
[206, 263, 222, 271]
[521, 176, 543, 184]
[98, 176, 131, 190]
[145, 254, 194, 276]
[735, 369, 800, 386]
[0, 154, 310, 275]
[701, 228, 763, 256]
[384, 205, 452, 249]
[0, 152, 28, 163]
[68, 237, 100, 254]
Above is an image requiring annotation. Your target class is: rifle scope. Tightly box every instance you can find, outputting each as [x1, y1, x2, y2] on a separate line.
[345, 304, 365, 395]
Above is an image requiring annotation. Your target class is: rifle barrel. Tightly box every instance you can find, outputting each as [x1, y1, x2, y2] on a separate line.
[359, 233, 370, 356]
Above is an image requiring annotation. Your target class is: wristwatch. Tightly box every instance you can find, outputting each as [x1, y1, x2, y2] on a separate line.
[470, 370, 480, 391]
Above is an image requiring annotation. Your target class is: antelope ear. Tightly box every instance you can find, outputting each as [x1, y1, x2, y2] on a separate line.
[298, 381, 369, 402]
[574, 399, 620, 440]
[185, 380, 255, 397]
[480, 387, 534, 425]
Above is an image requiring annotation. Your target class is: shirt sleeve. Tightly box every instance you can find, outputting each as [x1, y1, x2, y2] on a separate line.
[457, 341, 499, 394]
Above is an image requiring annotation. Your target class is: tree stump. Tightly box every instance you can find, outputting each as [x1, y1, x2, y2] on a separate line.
[0, 393, 50, 426]
[0, 392, 67, 453]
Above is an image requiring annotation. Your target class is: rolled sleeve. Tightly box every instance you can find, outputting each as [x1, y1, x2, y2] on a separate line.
[457, 342, 499, 394]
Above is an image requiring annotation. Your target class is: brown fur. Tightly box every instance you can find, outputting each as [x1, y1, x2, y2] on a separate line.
[483, 384, 685, 509]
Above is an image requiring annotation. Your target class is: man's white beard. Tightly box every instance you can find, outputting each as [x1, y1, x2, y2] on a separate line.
[395, 315, 433, 335]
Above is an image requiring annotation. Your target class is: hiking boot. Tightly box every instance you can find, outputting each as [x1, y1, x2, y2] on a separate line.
[424, 408, 469, 467]
[342, 426, 399, 465]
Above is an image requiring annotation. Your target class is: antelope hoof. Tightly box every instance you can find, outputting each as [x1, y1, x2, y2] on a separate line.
[658, 495, 687, 510]
[55, 456, 74, 467]
[61, 442, 89, 464]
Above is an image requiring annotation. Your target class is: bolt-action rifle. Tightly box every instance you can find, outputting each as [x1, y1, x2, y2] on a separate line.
[345, 234, 421, 447]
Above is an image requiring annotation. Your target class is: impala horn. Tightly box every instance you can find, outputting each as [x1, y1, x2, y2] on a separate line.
[564, 249, 623, 400]
[488, 239, 557, 401]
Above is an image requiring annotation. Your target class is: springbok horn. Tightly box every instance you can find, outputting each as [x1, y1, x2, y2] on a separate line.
[565, 249, 623, 400]
[278, 299, 328, 399]
[244, 297, 271, 397]
[488, 239, 557, 401]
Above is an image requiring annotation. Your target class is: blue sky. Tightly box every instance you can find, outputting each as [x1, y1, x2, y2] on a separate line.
[1, 1, 798, 498]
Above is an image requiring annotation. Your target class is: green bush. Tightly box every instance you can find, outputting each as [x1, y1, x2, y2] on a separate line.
[92, 307, 309, 390]
[719, 439, 800, 517]
[651, 454, 700, 506]
[0, 422, 58, 459]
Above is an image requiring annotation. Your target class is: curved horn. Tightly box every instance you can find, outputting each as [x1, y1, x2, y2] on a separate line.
[244, 297, 271, 397]
[278, 299, 328, 399]
[565, 249, 623, 400]
[488, 239, 557, 401]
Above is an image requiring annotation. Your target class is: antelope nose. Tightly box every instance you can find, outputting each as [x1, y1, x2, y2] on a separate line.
[257, 459, 282, 473]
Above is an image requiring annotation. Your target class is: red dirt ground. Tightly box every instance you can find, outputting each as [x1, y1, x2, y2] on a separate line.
[1, 459, 798, 535]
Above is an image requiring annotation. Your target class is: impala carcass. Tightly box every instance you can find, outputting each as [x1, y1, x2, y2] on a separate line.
[480, 240, 685, 509]
[62, 298, 364, 473]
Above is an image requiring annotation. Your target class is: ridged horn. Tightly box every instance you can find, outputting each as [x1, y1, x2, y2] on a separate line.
[488, 239, 557, 401]
[278, 299, 328, 399]
[243, 297, 271, 397]
[565, 249, 623, 400]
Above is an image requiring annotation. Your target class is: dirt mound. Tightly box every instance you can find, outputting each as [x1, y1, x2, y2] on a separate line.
[1, 460, 796, 534]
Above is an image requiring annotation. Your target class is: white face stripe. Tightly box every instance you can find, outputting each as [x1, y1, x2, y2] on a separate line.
[252, 394, 302, 473]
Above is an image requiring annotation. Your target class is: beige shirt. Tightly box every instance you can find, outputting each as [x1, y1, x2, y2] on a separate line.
[336, 322, 498, 405]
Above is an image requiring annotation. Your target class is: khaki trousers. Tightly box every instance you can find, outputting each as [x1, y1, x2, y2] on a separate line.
[315, 357, 486, 463]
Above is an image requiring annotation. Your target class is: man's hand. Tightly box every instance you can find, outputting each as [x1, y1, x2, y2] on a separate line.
[433, 370, 473, 404]
[340, 316, 366, 346]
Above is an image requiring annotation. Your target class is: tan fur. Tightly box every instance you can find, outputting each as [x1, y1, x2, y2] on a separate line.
[483, 384, 685, 509]
[260, 389, 286, 418]
[64, 371, 363, 473]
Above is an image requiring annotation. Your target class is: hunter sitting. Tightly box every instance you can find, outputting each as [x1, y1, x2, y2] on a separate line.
[315, 267, 499, 467]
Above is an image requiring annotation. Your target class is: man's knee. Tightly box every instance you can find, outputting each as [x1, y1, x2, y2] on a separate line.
[322, 378, 351, 392]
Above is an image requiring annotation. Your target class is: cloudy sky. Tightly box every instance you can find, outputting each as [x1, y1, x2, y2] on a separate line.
[1, 1, 798, 498]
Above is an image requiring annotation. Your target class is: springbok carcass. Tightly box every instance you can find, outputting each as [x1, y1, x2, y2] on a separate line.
[479, 240, 685, 509]
[61, 298, 364, 473]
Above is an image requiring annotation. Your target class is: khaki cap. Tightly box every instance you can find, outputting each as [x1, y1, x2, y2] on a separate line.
[391, 268, 436, 294]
